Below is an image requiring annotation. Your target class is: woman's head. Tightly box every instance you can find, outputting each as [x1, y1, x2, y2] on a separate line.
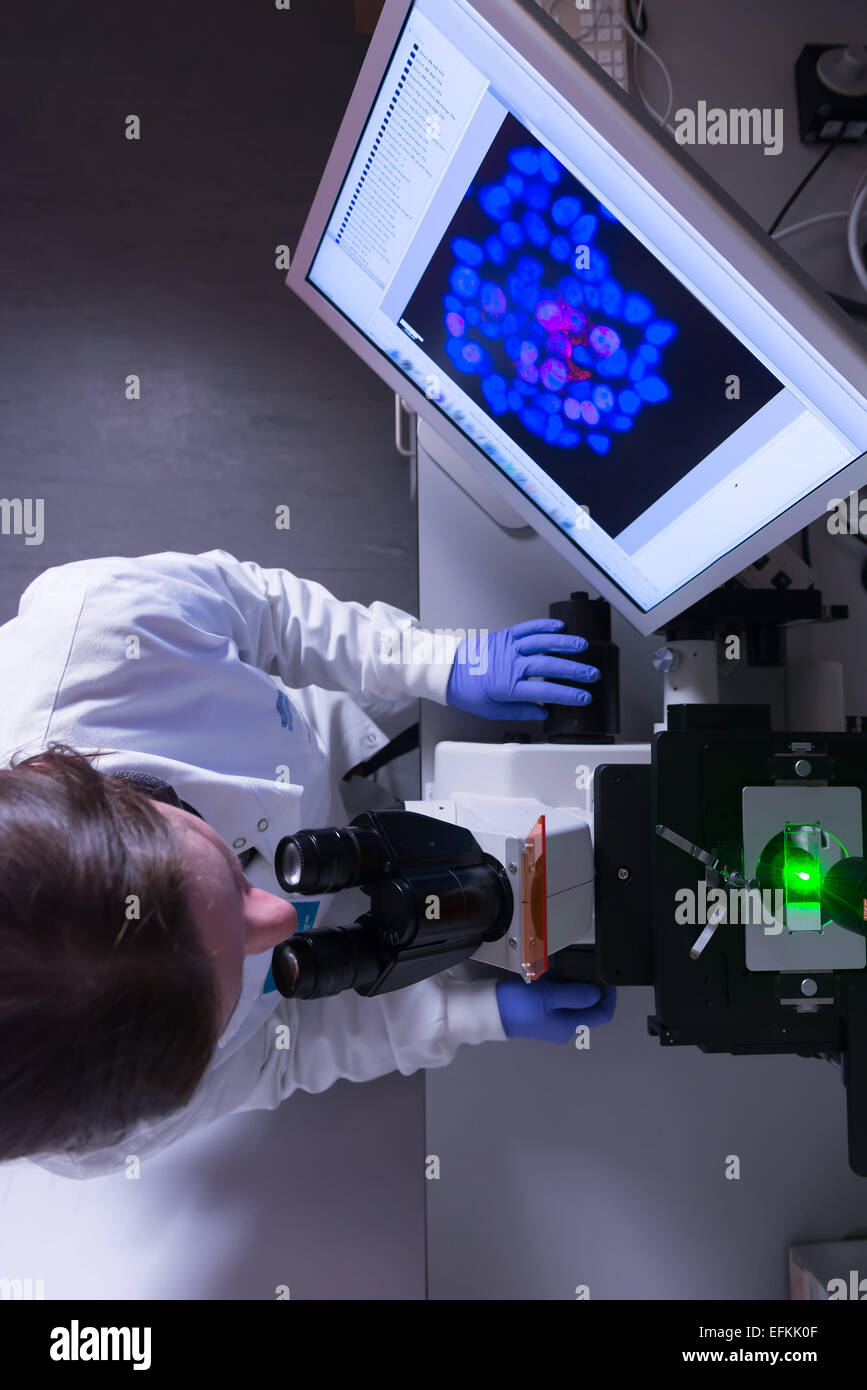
[0, 745, 296, 1162]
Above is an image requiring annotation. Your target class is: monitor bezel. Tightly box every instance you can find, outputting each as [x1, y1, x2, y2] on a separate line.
[286, 0, 867, 636]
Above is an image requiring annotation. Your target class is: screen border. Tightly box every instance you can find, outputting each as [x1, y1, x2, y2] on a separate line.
[286, 0, 867, 636]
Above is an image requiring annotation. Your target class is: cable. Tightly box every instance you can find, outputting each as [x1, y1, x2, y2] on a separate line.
[846, 170, 867, 294]
[772, 210, 849, 241]
[771, 167, 867, 316]
[624, 1, 675, 129]
[546, 0, 675, 131]
[626, 0, 648, 35]
[767, 140, 840, 236]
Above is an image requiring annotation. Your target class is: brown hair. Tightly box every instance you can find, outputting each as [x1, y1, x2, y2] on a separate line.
[0, 744, 221, 1161]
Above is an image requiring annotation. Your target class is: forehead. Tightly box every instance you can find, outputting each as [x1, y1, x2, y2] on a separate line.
[171, 814, 245, 1021]
[177, 819, 237, 898]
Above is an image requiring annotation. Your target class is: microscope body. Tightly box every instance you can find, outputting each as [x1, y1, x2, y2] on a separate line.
[433, 724, 867, 1173]
[270, 717, 867, 1172]
[409, 738, 651, 979]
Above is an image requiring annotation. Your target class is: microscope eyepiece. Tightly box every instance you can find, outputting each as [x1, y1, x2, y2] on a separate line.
[270, 809, 513, 1001]
[271, 925, 381, 999]
[275, 825, 388, 895]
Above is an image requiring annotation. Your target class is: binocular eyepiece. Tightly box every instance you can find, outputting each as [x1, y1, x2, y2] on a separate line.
[271, 809, 513, 1001]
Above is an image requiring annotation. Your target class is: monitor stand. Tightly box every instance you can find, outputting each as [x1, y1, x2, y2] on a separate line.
[417, 416, 531, 533]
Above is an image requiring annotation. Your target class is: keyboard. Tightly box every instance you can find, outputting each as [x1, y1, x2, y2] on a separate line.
[554, 0, 631, 93]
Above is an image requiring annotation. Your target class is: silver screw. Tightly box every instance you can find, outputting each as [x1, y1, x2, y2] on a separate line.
[617, 866, 630, 881]
[794, 759, 812, 778]
[508, 937, 518, 949]
[651, 646, 678, 673]
[801, 978, 818, 997]
[508, 863, 518, 874]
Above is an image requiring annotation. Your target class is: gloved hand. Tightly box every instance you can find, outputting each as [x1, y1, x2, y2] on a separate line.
[446, 619, 599, 720]
[495, 977, 617, 1042]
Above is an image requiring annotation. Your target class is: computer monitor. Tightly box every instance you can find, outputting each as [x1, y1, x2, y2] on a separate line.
[286, 0, 867, 637]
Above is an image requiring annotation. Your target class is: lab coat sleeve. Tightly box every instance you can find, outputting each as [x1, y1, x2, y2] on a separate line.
[135, 548, 460, 711]
[27, 974, 506, 1179]
[231, 972, 508, 1115]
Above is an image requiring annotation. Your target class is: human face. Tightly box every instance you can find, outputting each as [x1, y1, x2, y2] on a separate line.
[154, 802, 298, 1032]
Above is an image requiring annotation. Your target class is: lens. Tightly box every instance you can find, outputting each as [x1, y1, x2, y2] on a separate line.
[273, 944, 300, 992]
[280, 841, 303, 889]
[275, 825, 387, 895]
[271, 925, 381, 999]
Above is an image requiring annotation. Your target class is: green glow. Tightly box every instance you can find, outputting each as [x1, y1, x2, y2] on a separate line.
[755, 821, 854, 934]
[756, 825, 851, 902]
[783, 826, 820, 917]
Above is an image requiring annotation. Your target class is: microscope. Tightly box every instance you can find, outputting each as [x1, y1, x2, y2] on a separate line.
[271, 581, 867, 1175]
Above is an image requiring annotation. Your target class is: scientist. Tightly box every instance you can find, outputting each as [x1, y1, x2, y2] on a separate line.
[0, 550, 616, 1178]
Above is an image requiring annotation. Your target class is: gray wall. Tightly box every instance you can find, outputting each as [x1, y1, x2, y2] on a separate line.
[0, 0, 424, 1301]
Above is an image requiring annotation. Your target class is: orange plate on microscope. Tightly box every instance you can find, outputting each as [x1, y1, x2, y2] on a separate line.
[520, 815, 548, 979]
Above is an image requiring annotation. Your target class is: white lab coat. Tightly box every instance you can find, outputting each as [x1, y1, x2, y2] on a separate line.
[0, 550, 506, 1178]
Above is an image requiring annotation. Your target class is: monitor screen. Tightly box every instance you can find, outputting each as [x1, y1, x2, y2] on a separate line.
[293, 0, 867, 629]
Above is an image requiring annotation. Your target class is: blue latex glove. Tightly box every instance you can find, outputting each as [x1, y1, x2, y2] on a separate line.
[495, 978, 617, 1042]
[445, 619, 600, 720]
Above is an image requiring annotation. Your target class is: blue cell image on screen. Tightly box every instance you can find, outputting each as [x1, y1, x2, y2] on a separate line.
[441, 145, 677, 456]
[399, 114, 782, 536]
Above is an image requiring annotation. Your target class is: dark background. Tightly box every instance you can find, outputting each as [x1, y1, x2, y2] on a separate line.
[1, 0, 414, 617]
[402, 112, 783, 537]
